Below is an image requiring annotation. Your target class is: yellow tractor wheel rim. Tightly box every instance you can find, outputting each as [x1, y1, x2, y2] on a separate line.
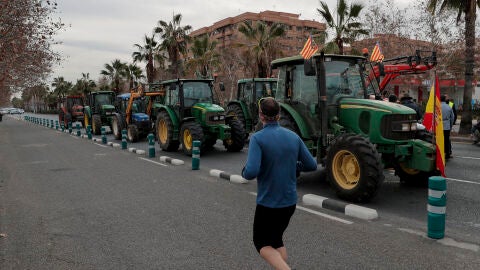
[399, 162, 420, 175]
[84, 115, 89, 128]
[158, 119, 168, 144]
[332, 150, 360, 190]
[183, 129, 192, 151]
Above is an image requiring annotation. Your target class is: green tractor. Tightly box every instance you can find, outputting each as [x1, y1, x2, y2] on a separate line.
[271, 53, 438, 202]
[83, 91, 117, 135]
[225, 78, 277, 136]
[154, 79, 245, 156]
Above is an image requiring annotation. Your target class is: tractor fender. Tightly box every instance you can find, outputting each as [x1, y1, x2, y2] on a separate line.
[279, 103, 311, 139]
[83, 106, 92, 119]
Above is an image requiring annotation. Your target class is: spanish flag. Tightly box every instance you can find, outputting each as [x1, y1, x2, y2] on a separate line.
[423, 74, 445, 177]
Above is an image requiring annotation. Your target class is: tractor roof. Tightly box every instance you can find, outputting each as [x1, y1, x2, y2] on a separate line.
[237, 78, 277, 84]
[271, 54, 366, 69]
[160, 78, 214, 85]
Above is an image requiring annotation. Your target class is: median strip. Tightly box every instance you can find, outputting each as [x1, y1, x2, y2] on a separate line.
[302, 194, 378, 220]
[209, 169, 248, 184]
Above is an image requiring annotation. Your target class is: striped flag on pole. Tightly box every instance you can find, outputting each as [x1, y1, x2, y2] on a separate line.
[370, 42, 384, 62]
[300, 36, 319, 59]
[423, 74, 445, 177]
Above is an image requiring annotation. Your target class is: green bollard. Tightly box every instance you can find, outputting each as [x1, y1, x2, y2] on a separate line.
[76, 123, 81, 136]
[87, 125, 92, 140]
[427, 176, 447, 239]
[148, 133, 155, 158]
[43, 118, 46, 126]
[101, 127, 107, 144]
[121, 129, 127, 149]
[192, 140, 200, 170]
[68, 122, 72, 134]
[55, 120, 59, 130]
[51, 119, 54, 129]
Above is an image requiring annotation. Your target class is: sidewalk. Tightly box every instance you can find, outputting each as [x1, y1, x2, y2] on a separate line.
[450, 118, 478, 143]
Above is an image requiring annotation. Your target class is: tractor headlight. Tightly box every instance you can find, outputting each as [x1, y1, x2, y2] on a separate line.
[392, 121, 417, 132]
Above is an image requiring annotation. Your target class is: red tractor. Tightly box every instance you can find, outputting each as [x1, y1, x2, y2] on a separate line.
[58, 95, 85, 128]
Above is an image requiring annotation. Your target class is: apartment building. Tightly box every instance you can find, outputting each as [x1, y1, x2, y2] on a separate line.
[189, 10, 326, 58]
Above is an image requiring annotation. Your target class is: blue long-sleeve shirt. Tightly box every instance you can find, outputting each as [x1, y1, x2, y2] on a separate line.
[242, 122, 317, 208]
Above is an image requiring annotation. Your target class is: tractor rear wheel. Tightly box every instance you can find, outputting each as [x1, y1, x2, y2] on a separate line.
[156, 111, 179, 151]
[127, 124, 139, 142]
[180, 121, 204, 156]
[92, 114, 102, 135]
[112, 115, 124, 140]
[224, 119, 245, 152]
[326, 134, 384, 203]
[65, 113, 72, 128]
[279, 110, 299, 134]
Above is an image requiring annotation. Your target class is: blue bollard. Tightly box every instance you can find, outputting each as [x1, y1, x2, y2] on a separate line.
[192, 140, 200, 170]
[427, 176, 447, 239]
[121, 129, 127, 149]
[87, 125, 92, 140]
[76, 123, 81, 136]
[101, 127, 107, 144]
[148, 133, 155, 158]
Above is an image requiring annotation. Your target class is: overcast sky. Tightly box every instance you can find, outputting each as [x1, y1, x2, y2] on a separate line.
[51, 0, 412, 83]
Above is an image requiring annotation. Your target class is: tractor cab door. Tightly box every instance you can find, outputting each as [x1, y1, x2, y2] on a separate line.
[239, 82, 257, 119]
[166, 83, 183, 118]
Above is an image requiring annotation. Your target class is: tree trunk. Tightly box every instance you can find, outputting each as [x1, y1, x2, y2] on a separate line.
[459, 2, 475, 134]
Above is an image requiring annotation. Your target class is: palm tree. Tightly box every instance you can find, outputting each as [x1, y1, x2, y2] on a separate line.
[51, 77, 70, 99]
[79, 73, 96, 96]
[238, 21, 286, 77]
[317, 0, 369, 55]
[132, 35, 161, 83]
[186, 36, 220, 78]
[154, 13, 192, 78]
[100, 59, 126, 93]
[122, 64, 145, 89]
[428, 0, 480, 135]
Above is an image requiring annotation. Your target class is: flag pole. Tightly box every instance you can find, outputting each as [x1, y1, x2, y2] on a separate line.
[432, 70, 437, 154]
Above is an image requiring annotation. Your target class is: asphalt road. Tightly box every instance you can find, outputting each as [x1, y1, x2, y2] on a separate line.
[1, 114, 479, 269]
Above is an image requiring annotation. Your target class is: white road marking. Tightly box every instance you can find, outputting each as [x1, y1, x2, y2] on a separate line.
[454, 155, 480, 160]
[139, 157, 167, 167]
[248, 192, 353, 225]
[398, 228, 479, 252]
[93, 143, 108, 148]
[446, 178, 480, 185]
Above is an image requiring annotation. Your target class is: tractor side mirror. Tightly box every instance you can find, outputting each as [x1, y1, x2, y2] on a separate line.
[219, 82, 225, 92]
[304, 59, 316, 76]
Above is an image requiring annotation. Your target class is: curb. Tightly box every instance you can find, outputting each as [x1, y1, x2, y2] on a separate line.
[128, 147, 146, 155]
[159, 156, 184, 165]
[209, 169, 248, 184]
[302, 194, 378, 220]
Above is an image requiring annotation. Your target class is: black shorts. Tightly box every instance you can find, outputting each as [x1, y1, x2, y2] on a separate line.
[253, 204, 296, 253]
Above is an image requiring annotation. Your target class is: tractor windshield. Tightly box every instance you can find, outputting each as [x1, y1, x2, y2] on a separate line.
[182, 81, 213, 107]
[255, 81, 277, 98]
[95, 94, 114, 105]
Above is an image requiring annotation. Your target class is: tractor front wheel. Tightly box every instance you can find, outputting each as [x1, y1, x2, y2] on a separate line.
[180, 121, 204, 156]
[326, 134, 384, 203]
[394, 163, 439, 187]
[156, 111, 179, 151]
[84, 114, 90, 130]
[127, 124, 139, 142]
[92, 114, 102, 135]
[226, 103, 247, 135]
[224, 119, 245, 152]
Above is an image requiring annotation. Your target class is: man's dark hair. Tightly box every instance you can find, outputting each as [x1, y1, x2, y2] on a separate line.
[388, 94, 398, 102]
[260, 97, 280, 118]
[440, 95, 446, 102]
